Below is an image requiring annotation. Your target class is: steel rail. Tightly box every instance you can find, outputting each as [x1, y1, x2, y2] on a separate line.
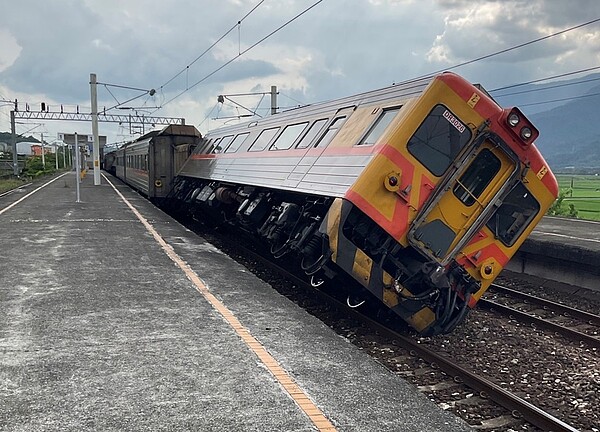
[0, 182, 32, 199]
[232, 246, 580, 432]
[339, 302, 580, 432]
[490, 283, 600, 326]
[478, 298, 600, 349]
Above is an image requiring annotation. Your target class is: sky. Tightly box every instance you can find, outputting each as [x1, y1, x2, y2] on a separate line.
[1, 0, 600, 146]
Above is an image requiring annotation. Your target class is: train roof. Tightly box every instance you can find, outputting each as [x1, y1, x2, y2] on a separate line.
[205, 75, 436, 137]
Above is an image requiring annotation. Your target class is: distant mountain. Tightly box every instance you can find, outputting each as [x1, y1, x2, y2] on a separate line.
[529, 84, 600, 172]
[493, 73, 600, 115]
[0, 132, 39, 144]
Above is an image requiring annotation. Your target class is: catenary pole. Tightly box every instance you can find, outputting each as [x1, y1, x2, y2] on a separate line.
[41, 132, 45, 169]
[10, 110, 17, 176]
[90, 73, 101, 185]
[74, 133, 81, 202]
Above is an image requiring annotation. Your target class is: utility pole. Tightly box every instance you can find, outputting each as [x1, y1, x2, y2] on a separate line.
[10, 109, 17, 176]
[90, 73, 101, 185]
[270, 86, 277, 115]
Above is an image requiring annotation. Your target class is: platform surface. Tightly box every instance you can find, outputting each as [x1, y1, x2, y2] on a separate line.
[0, 172, 473, 432]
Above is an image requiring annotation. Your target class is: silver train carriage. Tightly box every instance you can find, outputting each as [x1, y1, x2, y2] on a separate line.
[168, 72, 558, 335]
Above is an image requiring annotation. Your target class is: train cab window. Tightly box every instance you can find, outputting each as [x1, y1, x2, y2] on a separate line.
[214, 135, 233, 153]
[296, 119, 328, 149]
[407, 104, 472, 176]
[486, 182, 540, 247]
[270, 122, 308, 151]
[225, 133, 250, 153]
[453, 149, 501, 206]
[357, 107, 401, 146]
[249, 127, 280, 152]
[314, 116, 347, 148]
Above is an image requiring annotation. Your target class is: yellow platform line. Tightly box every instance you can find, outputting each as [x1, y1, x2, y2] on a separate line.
[104, 174, 337, 432]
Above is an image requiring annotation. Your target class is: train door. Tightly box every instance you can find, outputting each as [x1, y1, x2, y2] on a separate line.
[408, 138, 519, 265]
[150, 137, 173, 199]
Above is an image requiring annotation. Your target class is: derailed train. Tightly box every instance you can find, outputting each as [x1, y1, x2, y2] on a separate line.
[108, 72, 558, 335]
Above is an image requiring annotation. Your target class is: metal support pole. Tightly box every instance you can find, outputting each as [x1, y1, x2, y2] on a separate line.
[74, 133, 81, 203]
[41, 132, 45, 169]
[90, 73, 101, 185]
[270, 85, 277, 115]
[10, 110, 17, 176]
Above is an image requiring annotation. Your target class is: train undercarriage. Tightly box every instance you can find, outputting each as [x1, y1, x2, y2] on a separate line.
[165, 176, 480, 335]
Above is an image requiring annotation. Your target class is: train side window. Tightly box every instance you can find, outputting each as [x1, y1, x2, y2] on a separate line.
[214, 135, 233, 153]
[225, 133, 250, 153]
[249, 127, 280, 152]
[357, 107, 401, 146]
[197, 138, 213, 154]
[486, 182, 540, 247]
[407, 104, 472, 176]
[270, 122, 308, 150]
[314, 116, 347, 148]
[207, 138, 220, 154]
[453, 149, 501, 206]
[296, 119, 328, 149]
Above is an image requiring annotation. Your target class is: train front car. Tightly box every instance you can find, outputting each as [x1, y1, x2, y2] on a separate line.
[332, 72, 558, 335]
[171, 72, 557, 336]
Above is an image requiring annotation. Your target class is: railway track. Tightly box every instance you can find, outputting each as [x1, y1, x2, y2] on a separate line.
[207, 233, 583, 431]
[0, 182, 31, 198]
[481, 284, 600, 350]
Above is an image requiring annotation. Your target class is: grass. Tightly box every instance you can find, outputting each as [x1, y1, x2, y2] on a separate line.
[0, 177, 28, 194]
[556, 174, 600, 221]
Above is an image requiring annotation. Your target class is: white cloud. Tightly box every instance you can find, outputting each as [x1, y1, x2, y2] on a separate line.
[1, 0, 599, 142]
[0, 29, 21, 72]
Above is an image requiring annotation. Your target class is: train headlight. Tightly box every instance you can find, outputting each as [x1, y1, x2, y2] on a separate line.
[479, 258, 498, 280]
[520, 127, 533, 140]
[502, 107, 539, 147]
[508, 113, 520, 127]
[384, 171, 402, 192]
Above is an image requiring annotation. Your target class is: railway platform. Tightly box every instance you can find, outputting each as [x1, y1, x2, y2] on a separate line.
[508, 217, 600, 292]
[0, 172, 472, 432]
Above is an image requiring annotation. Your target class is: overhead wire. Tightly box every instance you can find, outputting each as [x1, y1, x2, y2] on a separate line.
[158, 0, 266, 91]
[487, 66, 600, 107]
[154, 0, 324, 113]
[413, 17, 600, 81]
[491, 75, 600, 98]
[490, 66, 600, 92]
[518, 91, 600, 108]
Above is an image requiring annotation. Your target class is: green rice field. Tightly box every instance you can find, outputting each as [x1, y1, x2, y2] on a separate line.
[556, 174, 600, 221]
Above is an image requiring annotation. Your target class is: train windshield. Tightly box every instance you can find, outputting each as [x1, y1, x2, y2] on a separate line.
[407, 104, 472, 176]
[486, 182, 540, 247]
